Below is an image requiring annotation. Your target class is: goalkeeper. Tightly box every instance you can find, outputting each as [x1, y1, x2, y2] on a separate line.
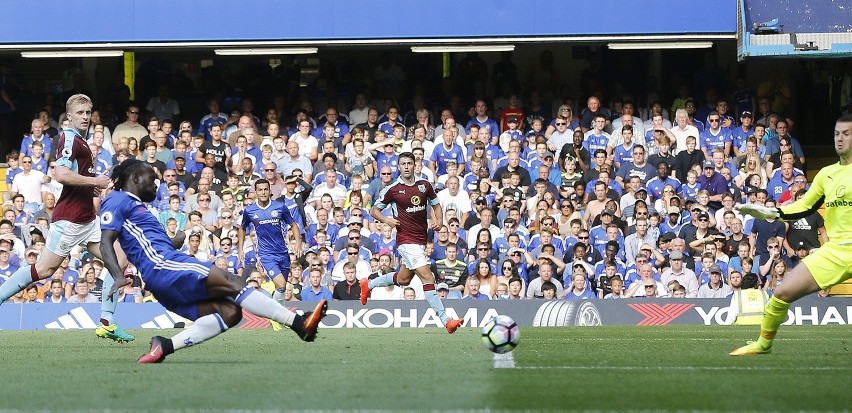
[731, 114, 852, 355]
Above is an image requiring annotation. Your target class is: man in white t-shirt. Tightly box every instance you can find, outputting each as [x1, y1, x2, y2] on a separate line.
[10, 155, 48, 213]
[436, 176, 471, 225]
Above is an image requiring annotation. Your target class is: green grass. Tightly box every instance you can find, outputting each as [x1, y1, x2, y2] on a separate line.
[0, 325, 848, 412]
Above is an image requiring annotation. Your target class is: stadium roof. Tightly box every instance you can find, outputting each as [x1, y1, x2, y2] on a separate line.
[739, 0, 852, 59]
[0, 0, 736, 53]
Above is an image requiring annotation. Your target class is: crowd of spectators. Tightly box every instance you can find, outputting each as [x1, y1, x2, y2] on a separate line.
[0, 71, 834, 304]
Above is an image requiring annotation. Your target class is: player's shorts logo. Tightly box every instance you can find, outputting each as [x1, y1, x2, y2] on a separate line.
[410, 195, 421, 206]
[101, 211, 113, 225]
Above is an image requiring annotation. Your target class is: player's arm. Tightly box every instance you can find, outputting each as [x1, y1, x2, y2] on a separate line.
[236, 225, 246, 264]
[99, 229, 130, 299]
[818, 224, 829, 244]
[53, 165, 110, 188]
[289, 222, 302, 255]
[777, 171, 826, 221]
[370, 205, 397, 227]
[371, 187, 399, 227]
[430, 202, 443, 231]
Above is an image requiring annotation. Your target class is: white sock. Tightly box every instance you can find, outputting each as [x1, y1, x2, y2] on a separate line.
[171, 313, 228, 351]
[236, 287, 297, 326]
[272, 288, 286, 305]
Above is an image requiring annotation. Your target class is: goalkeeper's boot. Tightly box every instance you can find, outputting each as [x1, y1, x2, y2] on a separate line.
[730, 341, 771, 356]
[95, 323, 136, 342]
[137, 336, 172, 364]
[291, 299, 328, 342]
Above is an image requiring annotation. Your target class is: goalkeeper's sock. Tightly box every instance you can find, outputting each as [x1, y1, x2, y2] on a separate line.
[171, 313, 228, 351]
[756, 295, 790, 349]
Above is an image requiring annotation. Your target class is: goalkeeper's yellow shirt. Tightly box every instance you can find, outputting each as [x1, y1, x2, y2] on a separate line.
[779, 162, 852, 244]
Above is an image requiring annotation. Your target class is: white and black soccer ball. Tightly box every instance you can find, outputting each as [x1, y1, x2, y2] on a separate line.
[480, 315, 520, 354]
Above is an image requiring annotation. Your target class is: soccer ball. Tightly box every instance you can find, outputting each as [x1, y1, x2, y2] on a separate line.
[480, 315, 520, 354]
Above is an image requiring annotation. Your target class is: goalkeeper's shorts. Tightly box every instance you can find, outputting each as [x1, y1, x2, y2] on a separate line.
[800, 243, 852, 289]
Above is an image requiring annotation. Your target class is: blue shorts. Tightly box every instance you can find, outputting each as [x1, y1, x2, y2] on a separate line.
[259, 254, 291, 280]
[143, 254, 213, 320]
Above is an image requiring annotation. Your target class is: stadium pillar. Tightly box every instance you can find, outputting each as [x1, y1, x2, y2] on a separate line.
[649, 49, 662, 87]
[124, 52, 135, 100]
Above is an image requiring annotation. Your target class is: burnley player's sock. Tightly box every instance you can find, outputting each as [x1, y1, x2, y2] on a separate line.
[235, 287, 297, 326]
[99, 270, 120, 325]
[0, 264, 39, 303]
[423, 283, 450, 325]
[171, 313, 228, 351]
[369, 272, 397, 289]
[756, 295, 790, 349]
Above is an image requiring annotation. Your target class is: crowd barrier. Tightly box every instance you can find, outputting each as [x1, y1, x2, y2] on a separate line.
[1, 297, 849, 330]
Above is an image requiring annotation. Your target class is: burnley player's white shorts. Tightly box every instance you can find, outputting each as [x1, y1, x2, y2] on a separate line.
[397, 244, 429, 270]
[46, 219, 102, 257]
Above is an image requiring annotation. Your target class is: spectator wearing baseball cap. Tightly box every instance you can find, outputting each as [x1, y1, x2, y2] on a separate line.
[731, 110, 755, 155]
[660, 250, 699, 298]
[697, 264, 732, 298]
[498, 112, 524, 151]
[697, 158, 728, 211]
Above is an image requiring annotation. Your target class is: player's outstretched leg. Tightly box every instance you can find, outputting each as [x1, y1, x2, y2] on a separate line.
[235, 286, 328, 342]
[96, 271, 135, 342]
[0, 264, 40, 303]
[138, 311, 232, 363]
[363, 272, 398, 304]
[421, 283, 463, 333]
[730, 262, 819, 356]
[730, 295, 788, 355]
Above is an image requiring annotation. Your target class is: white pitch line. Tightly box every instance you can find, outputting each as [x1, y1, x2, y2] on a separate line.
[516, 366, 851, 371]
[493, 352, 516, 368]
[530, 338, 816, 342]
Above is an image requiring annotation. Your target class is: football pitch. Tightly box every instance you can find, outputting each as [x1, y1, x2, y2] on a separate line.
[0, 325, 848, 412]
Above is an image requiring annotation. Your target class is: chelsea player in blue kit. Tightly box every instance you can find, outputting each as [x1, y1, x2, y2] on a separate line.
[237, 179, 302, 303]
[99, 160, 327, 363]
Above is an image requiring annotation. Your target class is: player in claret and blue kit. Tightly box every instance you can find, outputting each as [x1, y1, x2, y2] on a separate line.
[360, 152, 463, 333]
[98, 160, 327, 363]
[0, 94, 134, 342]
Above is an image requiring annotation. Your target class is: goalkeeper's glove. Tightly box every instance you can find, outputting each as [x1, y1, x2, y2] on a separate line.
[735, 203, 779, 220]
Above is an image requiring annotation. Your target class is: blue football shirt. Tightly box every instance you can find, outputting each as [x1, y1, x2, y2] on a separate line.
[241, 200, 296, 257]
